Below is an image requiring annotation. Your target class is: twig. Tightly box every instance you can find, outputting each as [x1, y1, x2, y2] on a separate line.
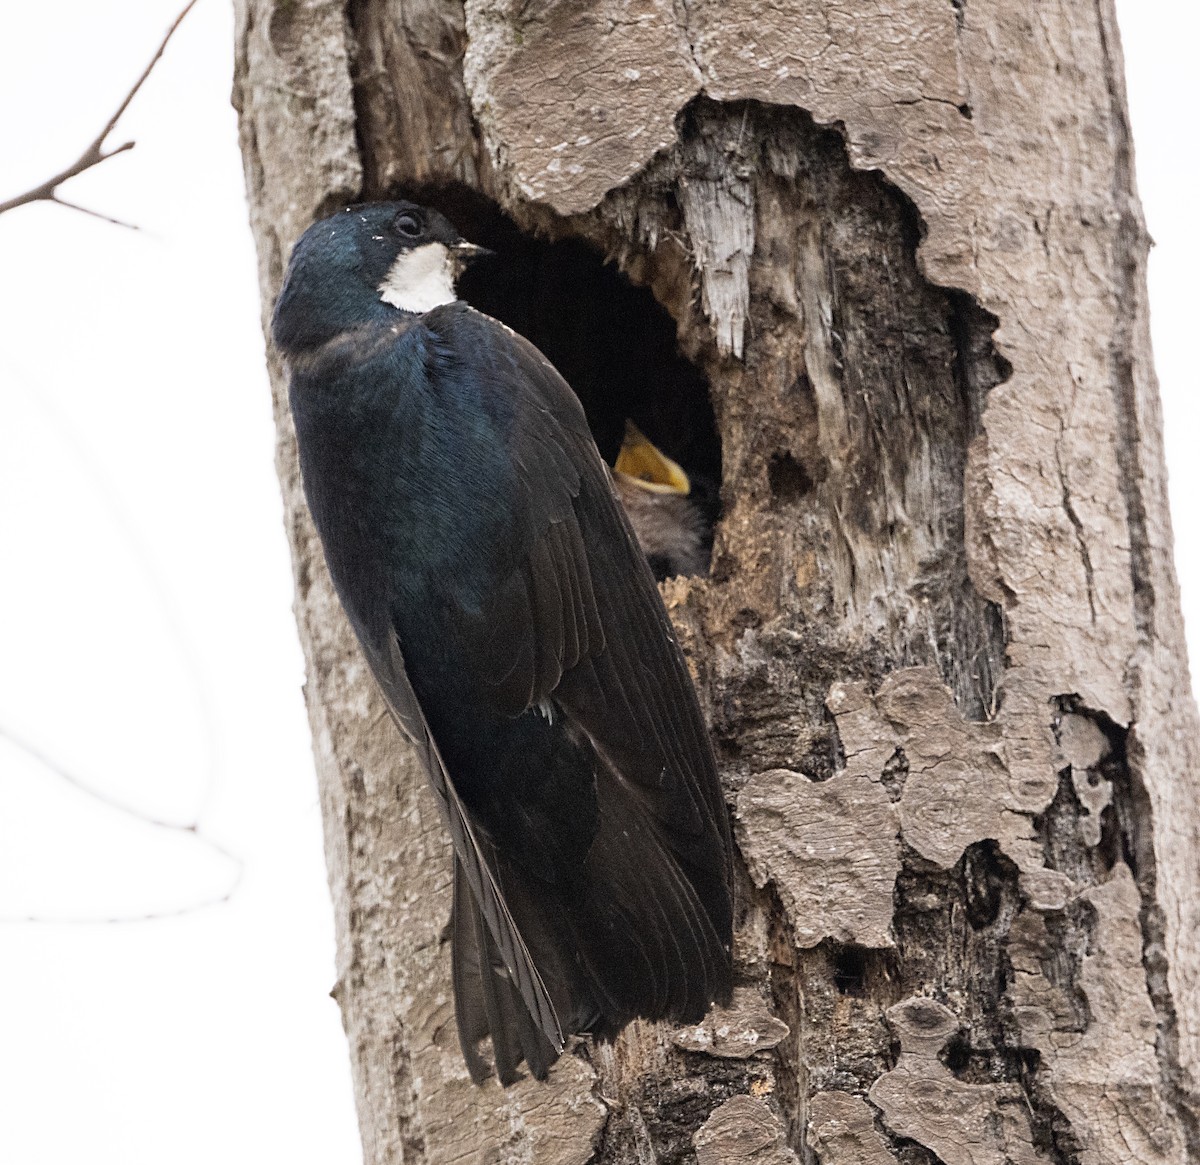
[0, 0, 199, 224]
[3, 358, 231, 923]
[51, 195, 142, 232]
[7, 356, 224, 814]
[0, 723, 244, 925]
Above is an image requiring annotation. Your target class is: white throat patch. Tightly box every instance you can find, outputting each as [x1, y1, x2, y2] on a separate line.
[378, 242, 456, 313]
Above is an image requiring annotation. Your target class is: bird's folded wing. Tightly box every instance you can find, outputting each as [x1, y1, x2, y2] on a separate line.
[469, 489, 606, 717]
[370, 628, 565, 1053]
[440, 310, 731, 896]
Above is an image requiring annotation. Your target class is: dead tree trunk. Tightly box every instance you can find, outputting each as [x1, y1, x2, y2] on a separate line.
[233, 1, 1200, 1161]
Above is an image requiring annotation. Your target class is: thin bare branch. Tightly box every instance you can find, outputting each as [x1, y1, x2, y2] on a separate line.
[50, 195, 141, 231]
[2, 724, 190, 831]
[0, 723, 244, 924]
[0, 0, 199, 221]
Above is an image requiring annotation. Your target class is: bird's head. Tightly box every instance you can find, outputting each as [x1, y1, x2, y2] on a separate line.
[272, 201, 490, 357]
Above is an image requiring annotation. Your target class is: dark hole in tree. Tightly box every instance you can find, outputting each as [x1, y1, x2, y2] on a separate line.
[406, 184, 722, 576]
[961, 840, 1007, 930]
[767, 451, 814, 504]
[831, 944, 868, 996]
[939, 1031, 972, 1076]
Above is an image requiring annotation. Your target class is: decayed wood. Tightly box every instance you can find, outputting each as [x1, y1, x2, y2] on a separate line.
[233, 0, 1200, 1162]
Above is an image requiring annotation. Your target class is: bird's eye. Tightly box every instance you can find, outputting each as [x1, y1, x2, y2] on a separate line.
[394, 211, 422, 238]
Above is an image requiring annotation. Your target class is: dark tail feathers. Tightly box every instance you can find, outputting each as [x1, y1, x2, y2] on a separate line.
[451, 764, 732, 1084]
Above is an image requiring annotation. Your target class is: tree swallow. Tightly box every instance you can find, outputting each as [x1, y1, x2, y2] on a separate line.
[271, 202, 733, 1084]
[613, 420, 708, 580]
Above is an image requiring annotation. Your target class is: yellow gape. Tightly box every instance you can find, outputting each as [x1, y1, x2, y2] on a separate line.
[613, 421, 691, 495]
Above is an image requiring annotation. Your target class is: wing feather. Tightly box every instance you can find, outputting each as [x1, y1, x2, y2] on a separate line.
[434, 305, 732, 945]
[387, 304, 732, 1072]
[370, 629, 565, 1054]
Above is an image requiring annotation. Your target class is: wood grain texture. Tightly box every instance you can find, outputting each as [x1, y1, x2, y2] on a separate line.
[233, 0, 1200, 1160]
[737, 767, 898, 950]
[694, 1095, 799, 1165]
[806, 1091, 898, 1165]
[870, 997, 1042, 1165]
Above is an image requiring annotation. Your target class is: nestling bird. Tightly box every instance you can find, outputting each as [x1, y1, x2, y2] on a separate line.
[272, 202, 733, 1084]
[612, 420, 708, 580]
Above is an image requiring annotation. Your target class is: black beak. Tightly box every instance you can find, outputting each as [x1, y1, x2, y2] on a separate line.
[451, 240, 494, 275]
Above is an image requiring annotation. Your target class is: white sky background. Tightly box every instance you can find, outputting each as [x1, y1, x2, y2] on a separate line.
[0, 2, 1194, 1162]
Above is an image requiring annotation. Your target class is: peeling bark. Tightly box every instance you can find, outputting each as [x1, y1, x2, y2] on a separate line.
[806, 1091, 897, 1165]
[695, 1095, 799, 1165]
[870, 996, 1043, 1164]
[233, 0, 1200, 1162]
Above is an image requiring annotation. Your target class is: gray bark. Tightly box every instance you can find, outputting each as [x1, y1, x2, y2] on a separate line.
[233, 1, 1200, 1162]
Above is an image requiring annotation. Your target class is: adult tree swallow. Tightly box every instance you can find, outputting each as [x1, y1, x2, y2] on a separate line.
[272, 202, 733, 1084]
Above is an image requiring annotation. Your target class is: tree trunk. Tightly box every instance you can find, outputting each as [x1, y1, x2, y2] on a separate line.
[233, 1, 1200, 1162]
